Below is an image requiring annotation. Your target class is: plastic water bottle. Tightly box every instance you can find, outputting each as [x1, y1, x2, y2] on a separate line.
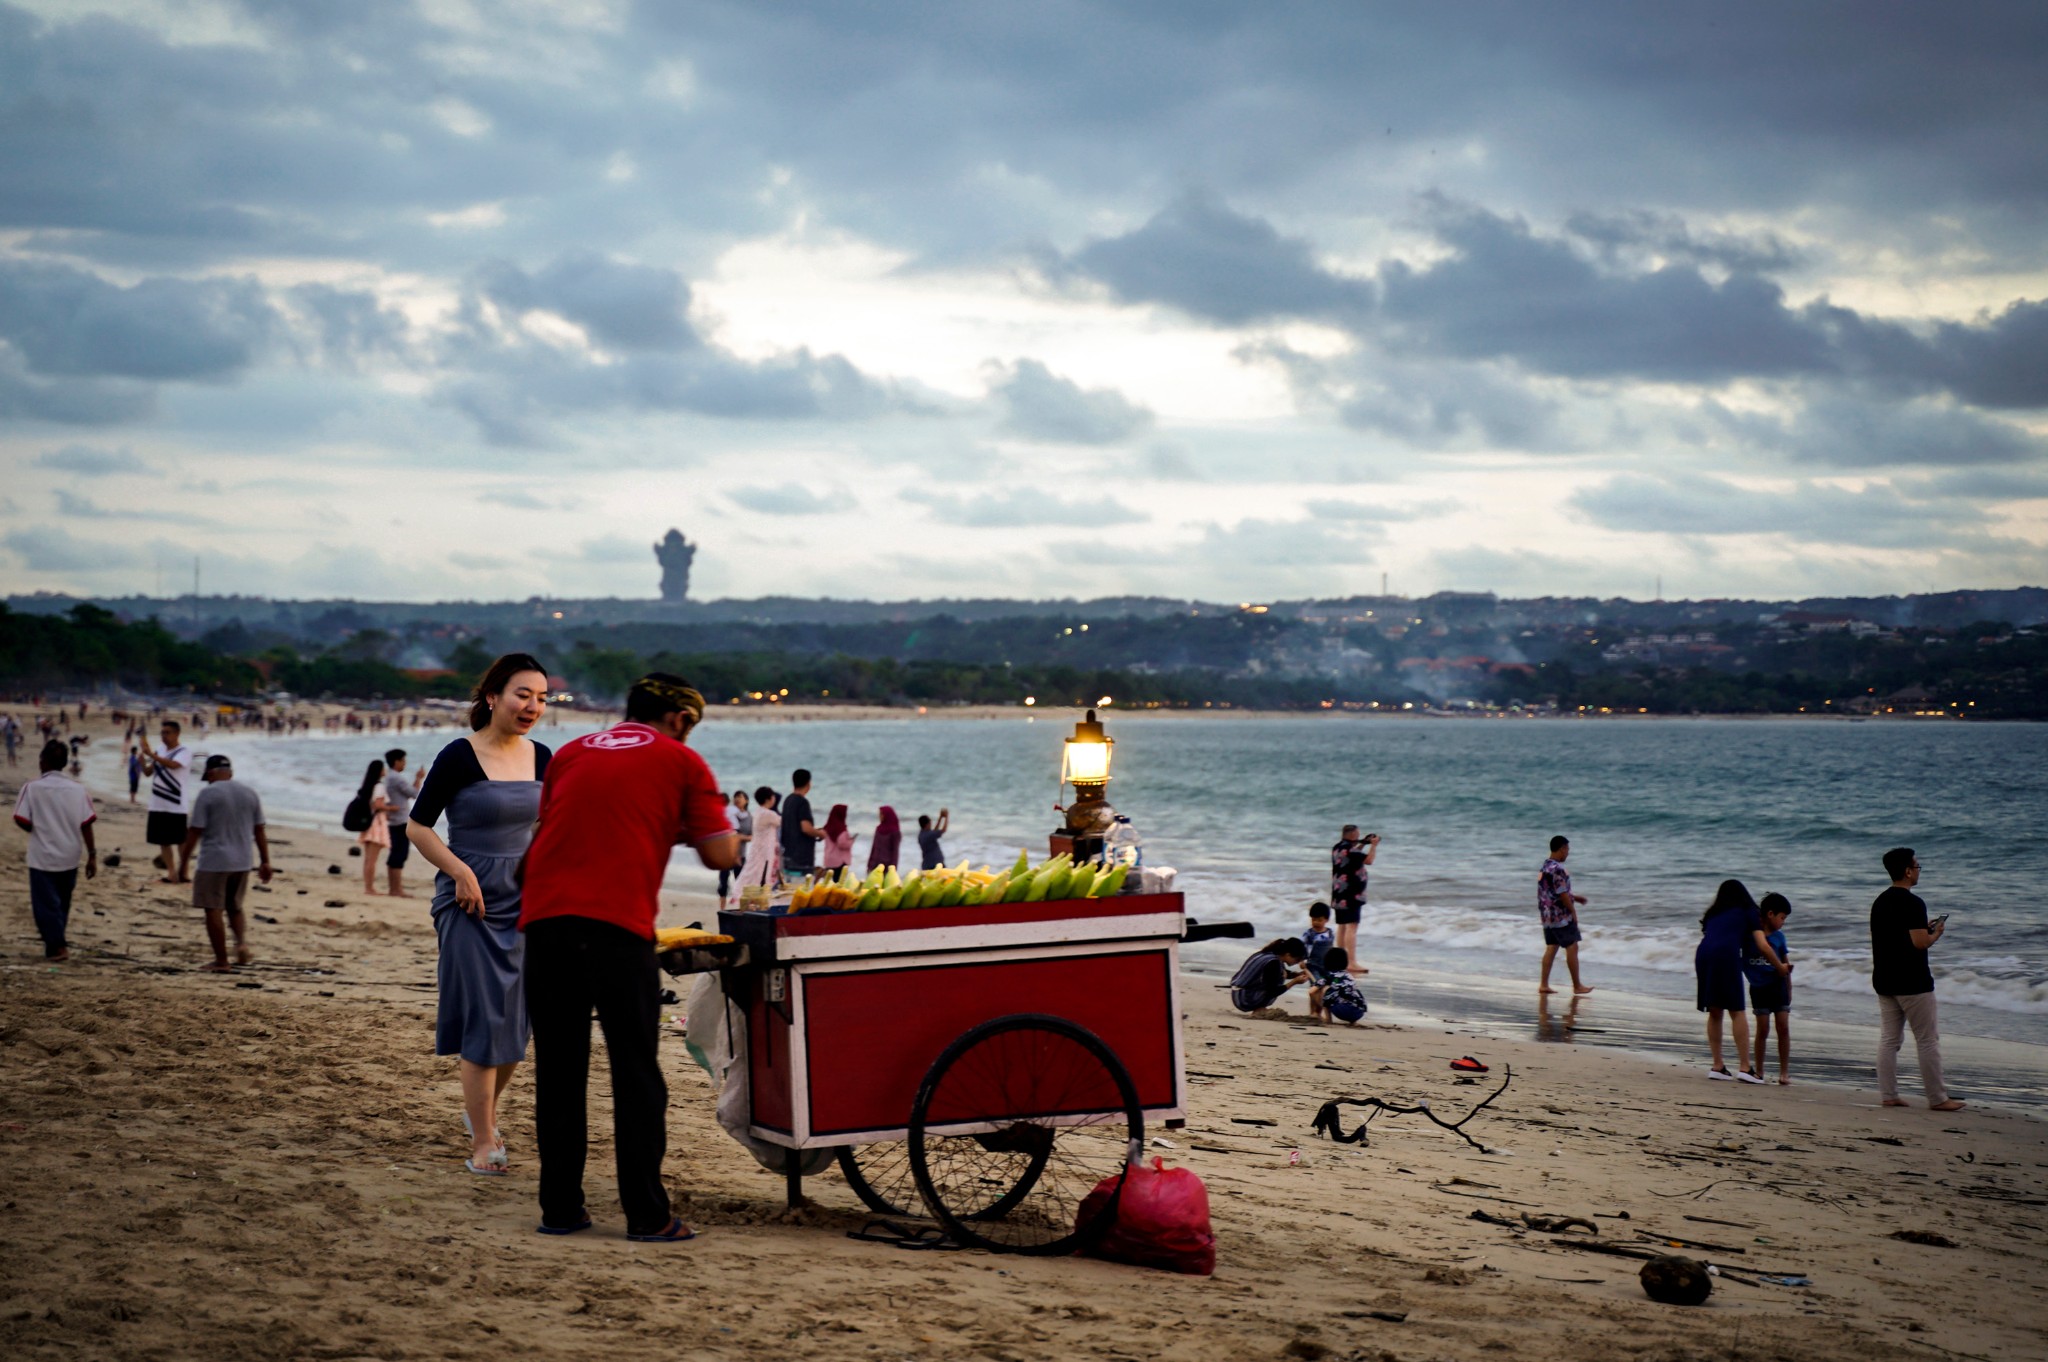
[1105, 814, 1144, 869]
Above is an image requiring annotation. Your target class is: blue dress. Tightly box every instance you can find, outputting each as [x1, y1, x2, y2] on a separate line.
[1695, 901, 1760, 1014]
[413, 739, 551, 1066]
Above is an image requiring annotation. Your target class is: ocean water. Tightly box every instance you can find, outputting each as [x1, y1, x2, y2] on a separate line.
[103, 714, 2047, 1098]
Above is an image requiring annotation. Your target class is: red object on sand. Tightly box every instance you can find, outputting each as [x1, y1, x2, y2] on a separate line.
[1078, 1157, 1217, 1275]
[1451, 1056, 1490, 1073]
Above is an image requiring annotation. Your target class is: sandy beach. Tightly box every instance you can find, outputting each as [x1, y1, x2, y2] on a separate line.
[2, 717, 2044, 1362]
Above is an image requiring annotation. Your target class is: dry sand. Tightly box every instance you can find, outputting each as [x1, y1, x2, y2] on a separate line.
[2, 721, 2044, 1362]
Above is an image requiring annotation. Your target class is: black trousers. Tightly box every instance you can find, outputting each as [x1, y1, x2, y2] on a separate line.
[525, 916, 671, 1233]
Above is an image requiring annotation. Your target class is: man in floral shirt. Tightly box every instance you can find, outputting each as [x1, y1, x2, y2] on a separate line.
[1538, 834, 1592, 996]
[1329, 823, 1378, 976]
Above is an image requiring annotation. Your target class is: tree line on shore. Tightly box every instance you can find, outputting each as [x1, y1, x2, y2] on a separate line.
[3, 601, 2042, 717]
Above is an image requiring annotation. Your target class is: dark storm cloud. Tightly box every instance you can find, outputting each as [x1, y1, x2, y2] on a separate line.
[1061, 193, 1370, 326]
[1562, 210, 1803, 275]
[474, 256, 698, 353]
[988, 359, 1151, 444]
[32, 444, 153, 476]
[0, 354, 152, 424]
[1067, 198, 2048, 419]
[0, 258, 275, 380]
[288, 284, 412, 367]
[1708, 396, 2046, 468]
[1569, 472, 2000, 551]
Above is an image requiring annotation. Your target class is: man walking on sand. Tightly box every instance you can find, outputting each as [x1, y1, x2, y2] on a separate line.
[1872, 847, 1964, 1112]
[1538, 835, 1593, 996]
[139, 719, 194, 883]
[520, 673, 739, 1242]
[180, 755, 273, 972]
[14, 739, 97, 960]
[382, 748, 423, 897]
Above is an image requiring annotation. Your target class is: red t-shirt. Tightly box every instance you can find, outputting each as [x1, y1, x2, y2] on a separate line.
[519, 723, 732, 938]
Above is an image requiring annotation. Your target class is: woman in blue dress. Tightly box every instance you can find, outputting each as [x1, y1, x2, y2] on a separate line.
[1694, 879, 1789, 1084]
[406, 653, 552, 1175]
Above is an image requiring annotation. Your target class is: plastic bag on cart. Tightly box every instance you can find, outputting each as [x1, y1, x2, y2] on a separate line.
[1077, 1157, 1216, 1275]
[683, 974, 834, 1177]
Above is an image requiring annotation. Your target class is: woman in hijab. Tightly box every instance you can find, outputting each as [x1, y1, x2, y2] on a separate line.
[819, 803, 855, 872]
[866, 806, 902, 873]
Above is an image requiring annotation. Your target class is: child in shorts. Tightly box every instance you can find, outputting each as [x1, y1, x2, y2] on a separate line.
[1300, 902, 1334, 979]
[1747, 893, 1794, 1084]
[1309, 948, 1368, 1025]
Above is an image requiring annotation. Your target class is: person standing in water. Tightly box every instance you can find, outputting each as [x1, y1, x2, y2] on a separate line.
[1329, 824, 1377, 976]
[1537, 835, 1592, 996]
[405, 654, 553, 1176]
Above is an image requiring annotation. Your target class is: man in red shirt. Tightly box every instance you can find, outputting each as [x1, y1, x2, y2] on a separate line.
[520, 673, 740, 1241]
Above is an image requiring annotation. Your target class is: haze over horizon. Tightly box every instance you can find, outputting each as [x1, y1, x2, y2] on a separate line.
[2, 2, 2045, 607]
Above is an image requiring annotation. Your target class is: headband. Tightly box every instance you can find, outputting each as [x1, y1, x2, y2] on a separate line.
[633, 676, 705, 724]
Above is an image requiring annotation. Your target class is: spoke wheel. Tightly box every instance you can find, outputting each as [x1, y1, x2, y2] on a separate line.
[909, 1014, 1141, 1255]
[837, 1142, 921, 1218]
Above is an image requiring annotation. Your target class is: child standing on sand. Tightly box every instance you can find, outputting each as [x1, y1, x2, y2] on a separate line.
[1300, 903, 1334, 977]
[1748, 893, 1795, 1084]
[1309, 948, 1369, 1025]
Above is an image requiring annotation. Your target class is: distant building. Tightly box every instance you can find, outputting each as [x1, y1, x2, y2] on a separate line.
[654, 529, 697, 602]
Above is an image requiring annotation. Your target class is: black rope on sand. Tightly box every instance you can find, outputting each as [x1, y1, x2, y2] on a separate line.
[1311, 1066, 1512, 1152]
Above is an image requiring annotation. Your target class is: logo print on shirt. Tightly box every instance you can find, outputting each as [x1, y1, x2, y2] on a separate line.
[584, 729, 655, 750]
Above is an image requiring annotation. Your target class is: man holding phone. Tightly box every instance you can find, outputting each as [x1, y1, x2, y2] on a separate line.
[1871, 847, 1963, 1112]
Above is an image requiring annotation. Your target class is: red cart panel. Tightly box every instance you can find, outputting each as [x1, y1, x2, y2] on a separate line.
[801, 947, 1177, 1138]
[724, 894, 1187, 1148]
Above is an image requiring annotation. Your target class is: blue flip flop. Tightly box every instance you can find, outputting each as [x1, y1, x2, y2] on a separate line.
[626, 1217, 697, 1243]
[538, 1211, 593, 1236]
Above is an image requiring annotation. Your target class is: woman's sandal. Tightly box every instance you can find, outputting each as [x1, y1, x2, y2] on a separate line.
[464, 1158, 507, 1177]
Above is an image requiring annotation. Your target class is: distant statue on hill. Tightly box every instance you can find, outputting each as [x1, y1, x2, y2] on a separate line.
[654, 529, 696, 602]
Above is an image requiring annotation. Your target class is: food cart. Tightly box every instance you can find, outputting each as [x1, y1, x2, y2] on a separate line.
[668, 888, 1188, 1255]
[658, 708, 1231, 1255]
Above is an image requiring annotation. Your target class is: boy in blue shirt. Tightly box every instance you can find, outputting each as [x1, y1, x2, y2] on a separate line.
[1747, 893, 1795, 1084]
[1309, 949, 1368, 1025]
[1300, 902, 1334, 978]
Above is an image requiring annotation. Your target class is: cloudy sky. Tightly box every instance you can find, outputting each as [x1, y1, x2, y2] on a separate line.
[2, 1, 2045, 605]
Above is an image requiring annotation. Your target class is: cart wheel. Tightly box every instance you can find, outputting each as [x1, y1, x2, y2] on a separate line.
[909, 1014, 1142, 1256]
[837, 1142, 921, 1218]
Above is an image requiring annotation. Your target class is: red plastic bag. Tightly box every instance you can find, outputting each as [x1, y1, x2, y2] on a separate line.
[1077, 1156, 1216, 1275]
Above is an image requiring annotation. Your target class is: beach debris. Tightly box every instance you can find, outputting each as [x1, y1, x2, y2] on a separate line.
[326, 865, 341, 875]
[1231, 1117, 1277, 1127]
[1311, 1067, 1512, 1152]
[1683, 1214, 1756, 1230]
[323, 899, 346, 908]
[1522, 1213, 1597, 1235]
[1282, 1339, 1329, 1360]
[1424, 1266, 1473, 1286]
[1888, 1229, 1957, 1247]
[1338, 1310, 1408, 1323]
[1639, 1255, 1713, 1306]
[347, 846, 361, 857]
[103, 853, 121, 868]
[1865, 1136, 1905, 1146]
[1757, 1274, 1812, 1287]
[1639, 1231, 1746, 1254]
[1469, 1209, 1520, 1229]
[1450, 1056, 1488, 1073]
